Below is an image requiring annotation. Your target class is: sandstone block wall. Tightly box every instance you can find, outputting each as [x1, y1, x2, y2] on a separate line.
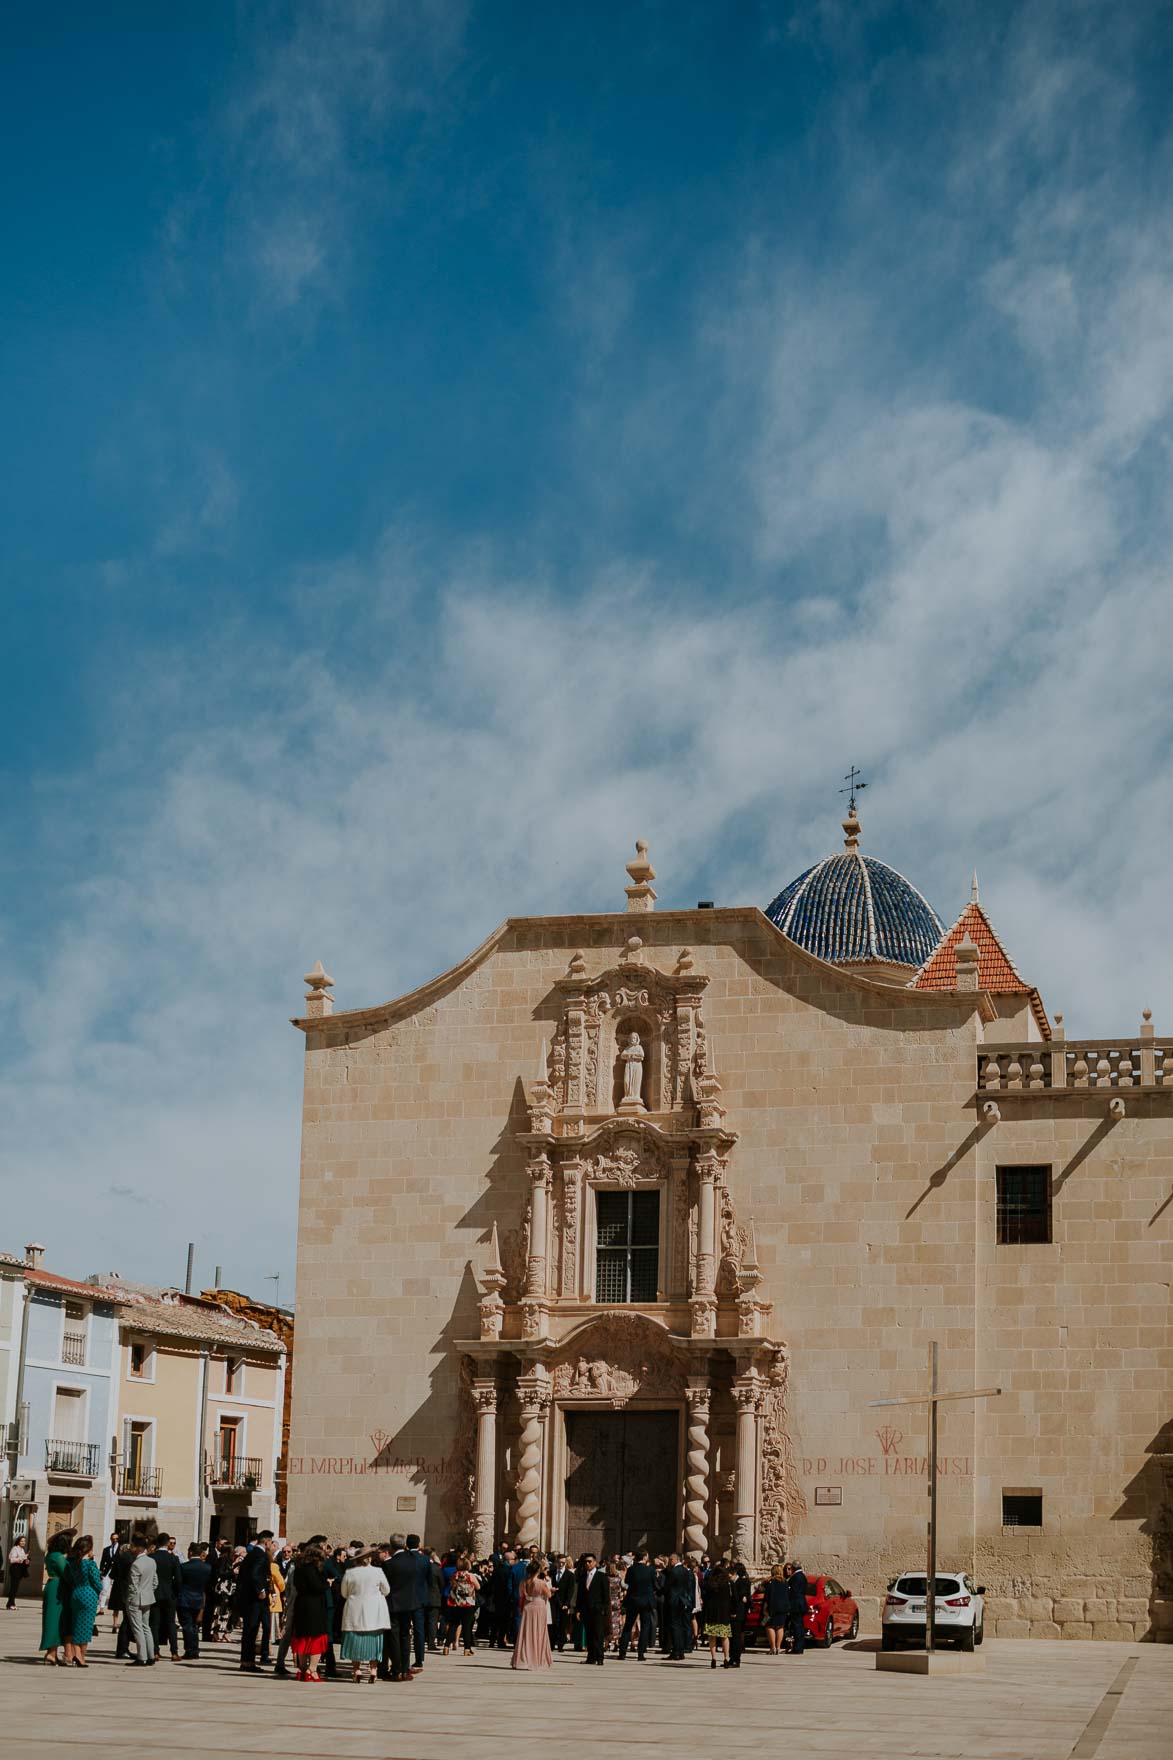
[288, 909, 1171, 1638]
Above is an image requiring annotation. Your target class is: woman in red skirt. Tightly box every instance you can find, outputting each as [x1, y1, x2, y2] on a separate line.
[289, 1545, 331, 1681]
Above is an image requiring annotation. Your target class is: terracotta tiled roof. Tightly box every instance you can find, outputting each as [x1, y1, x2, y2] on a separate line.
[915, 901, 1030, 993]
[27, 1268, 119, 1298]
[101, 1283, 286, 1354]
[913, 901, 1050, 1039]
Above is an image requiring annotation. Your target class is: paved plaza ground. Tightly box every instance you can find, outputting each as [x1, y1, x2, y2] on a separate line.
[1, 1606, 1169, 1760]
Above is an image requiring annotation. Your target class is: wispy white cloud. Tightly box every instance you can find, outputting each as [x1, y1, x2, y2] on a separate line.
[5, 1, 1172, 1294]
[217, 0, 469, 315]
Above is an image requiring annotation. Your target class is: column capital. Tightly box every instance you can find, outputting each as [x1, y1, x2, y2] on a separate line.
[472, 1380, 498, 1414]
[527, 1151, 553, 1187]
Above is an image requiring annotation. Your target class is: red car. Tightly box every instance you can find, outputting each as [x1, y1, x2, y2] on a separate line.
[743, 1574, 860, 1648]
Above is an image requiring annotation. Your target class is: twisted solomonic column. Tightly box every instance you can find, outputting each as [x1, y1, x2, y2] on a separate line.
[515, 1387, 547, 1547]
[683, 1384, 711, 1557]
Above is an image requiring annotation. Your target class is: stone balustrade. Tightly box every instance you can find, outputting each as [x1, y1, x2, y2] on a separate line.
[977, 1038, 1173, 1092]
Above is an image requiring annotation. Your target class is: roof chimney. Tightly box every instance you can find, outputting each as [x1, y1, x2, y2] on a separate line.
[25, 1242, 45, 1270]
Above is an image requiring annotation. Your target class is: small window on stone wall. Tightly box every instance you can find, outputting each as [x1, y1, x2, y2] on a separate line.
[995, 1166, 1052, 1244]
[1002, 1491, 1043, 1528]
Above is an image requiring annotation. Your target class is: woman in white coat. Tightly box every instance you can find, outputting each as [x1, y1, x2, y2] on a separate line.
[340, 1551, 391, 1683]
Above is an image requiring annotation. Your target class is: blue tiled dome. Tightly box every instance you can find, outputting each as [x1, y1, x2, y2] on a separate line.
[766, 822, 945, 970]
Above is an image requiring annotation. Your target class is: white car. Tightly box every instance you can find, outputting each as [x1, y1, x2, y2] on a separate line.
[881, 1570, 986, 1650]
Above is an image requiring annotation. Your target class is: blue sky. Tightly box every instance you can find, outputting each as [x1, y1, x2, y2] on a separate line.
[4, 1, 1172, 1297]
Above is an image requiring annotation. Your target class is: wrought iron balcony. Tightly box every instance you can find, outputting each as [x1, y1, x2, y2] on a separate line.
[45, 1439, 101, 1478]
[209, 1453, 263, 1490]
[61, 1329, 87, 1366]
[117, 1464, 162, 1498]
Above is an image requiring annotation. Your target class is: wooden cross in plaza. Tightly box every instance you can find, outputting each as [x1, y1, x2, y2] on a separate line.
[871, 1343, 1002, 1652]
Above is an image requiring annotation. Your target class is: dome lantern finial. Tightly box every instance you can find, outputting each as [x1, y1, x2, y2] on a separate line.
[839, 766, 867, 852]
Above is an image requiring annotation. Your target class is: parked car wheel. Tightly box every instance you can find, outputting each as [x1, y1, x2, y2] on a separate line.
[959, 1623, 975, 1652]
[821, 1614, 834, 1648]
[881, 1627, 899, 1651]
[973, 1618, 983, 1647]
[847, 1611, 859, 1640]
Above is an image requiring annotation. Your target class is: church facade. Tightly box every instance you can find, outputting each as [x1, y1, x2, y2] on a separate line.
[287, 815, 1171, 1641]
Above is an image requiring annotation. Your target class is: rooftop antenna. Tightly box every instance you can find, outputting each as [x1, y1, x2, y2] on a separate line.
[184, 1243, 195, 1296]
[264, 1272, 281, 1310]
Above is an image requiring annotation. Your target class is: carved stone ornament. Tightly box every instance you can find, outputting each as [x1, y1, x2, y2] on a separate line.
[550, 1313, 687, 1406]
[583, 1130, 665, 1188]
[472, 1383, 498, 1414]
[478, 1292, 504, 1340]
[757, 1346, 803, 1561]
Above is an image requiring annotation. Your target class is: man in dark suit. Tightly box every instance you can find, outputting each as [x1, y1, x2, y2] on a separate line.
[203, 1539, 230, 1644]
[380, 1535, 420, 1682]
[663, 1552, 694, 1660]
[787, 1559, 809, 1656]
[178, 1544, 212, 1660]
[617, 1548, 657, 1660]
[491, 1548, 515, 1648]
[728, 1559, 751, 1667]
[235, 1535, 274, 1672]
[100, 1533, 121, 1578]
[405, 1534, 430, 1669]
[549, 1554, 575, 1650]
[577, 1553, 608, 1665]
[151, 1534, 183, 1660]
[111, 1540, 138, 1658]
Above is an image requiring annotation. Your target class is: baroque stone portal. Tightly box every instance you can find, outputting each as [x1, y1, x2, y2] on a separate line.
[457, 938, 793, 1564]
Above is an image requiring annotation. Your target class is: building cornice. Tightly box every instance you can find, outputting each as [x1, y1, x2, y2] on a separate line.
[292, 906, 998, 1036]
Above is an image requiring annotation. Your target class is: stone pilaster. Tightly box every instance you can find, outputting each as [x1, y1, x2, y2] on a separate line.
[525, 1154, 552, 1297]
[733, 1374, 763, 1562]
[471, 1378, 498, 1558]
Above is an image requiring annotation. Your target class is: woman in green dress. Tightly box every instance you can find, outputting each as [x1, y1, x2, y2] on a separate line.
[61, 1536, 102, 1667]
[39, 1533, 71, 1665]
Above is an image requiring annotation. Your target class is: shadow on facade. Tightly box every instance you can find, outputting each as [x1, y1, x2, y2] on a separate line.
[1112, 1421, 1172, 1642]
[365, 1261, 483, 1544]
[904, 1124, 983, 1219]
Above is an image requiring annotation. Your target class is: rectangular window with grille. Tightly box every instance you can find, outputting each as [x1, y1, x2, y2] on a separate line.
[1002, 1491, 1043, 1528]
[995, 1166, 1052, 1244]
[595, 1189, 659, 1303]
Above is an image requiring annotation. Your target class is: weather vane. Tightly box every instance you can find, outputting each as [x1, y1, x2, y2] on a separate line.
[839, 766, 867, 816]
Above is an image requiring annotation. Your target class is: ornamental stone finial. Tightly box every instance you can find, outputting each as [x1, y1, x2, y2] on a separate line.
[567, 948, 587, 980]
[625, 839, 657, 912]
[303, 960, 334, 1017]
[971, 870, 980, 903]
[482, 1222, 506, 1292]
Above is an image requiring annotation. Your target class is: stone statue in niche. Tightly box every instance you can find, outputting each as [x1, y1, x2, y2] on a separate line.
[618, 1031, 646, 1111]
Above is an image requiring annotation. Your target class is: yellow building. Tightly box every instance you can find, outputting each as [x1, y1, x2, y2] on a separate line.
[104, 1281, 286, 1546]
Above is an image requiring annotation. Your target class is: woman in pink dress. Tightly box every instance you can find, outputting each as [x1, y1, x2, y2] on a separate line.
[511, 1561, 553, 1671]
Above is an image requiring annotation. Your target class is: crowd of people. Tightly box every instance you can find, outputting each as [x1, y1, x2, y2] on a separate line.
[11, 1528, 814, 1680]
